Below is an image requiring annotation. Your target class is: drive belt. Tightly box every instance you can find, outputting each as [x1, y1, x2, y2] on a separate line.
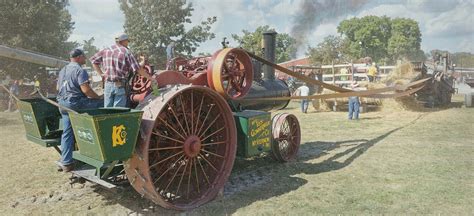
[243, 51, 432, 101]
[237, 78, 429, 101]
[246, 52, 353, 93]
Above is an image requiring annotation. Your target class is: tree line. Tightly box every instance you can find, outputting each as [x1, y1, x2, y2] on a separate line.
[1, 1, 473, 81]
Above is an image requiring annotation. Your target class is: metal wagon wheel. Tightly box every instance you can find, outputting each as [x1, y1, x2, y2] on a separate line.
[207, 48, 253, 99]
[271, 113, 301, 162]
[125, 85, 237, 210]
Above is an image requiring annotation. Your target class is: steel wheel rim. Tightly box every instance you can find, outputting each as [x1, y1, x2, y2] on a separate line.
[125, 86, 237, 210]
[272, 113, 301, 162]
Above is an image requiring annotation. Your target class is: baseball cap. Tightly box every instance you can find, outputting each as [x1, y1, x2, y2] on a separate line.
[69, 48, 85, 58]
[117, 33, 129, 42]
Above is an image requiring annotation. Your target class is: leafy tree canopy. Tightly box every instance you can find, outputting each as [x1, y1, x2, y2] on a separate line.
[337, 15, 423, 63]
[0, 0, 74, 79]
[231, 25, 296, 63]
[307, 35, 350, 65]
[119, 0, 217, 68]
[82, 37, 99, 68]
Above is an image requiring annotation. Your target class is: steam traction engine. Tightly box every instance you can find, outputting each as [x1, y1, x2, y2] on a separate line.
[2, 32, 300, 210]
[125, 31, 297, 209]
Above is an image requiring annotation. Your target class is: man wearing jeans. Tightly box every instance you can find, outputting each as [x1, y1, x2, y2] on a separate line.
[57, 48, 103, 172]
[296, 83, 310, 113]
[348, 80, 360, 120]
[90, 33, 153, 107]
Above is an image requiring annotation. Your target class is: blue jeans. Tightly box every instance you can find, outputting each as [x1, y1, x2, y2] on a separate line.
[104, 81, 127, 107]
[301, 99, 309, 113]
[348, 96, 360, 120]
[58, 97, 103, 166]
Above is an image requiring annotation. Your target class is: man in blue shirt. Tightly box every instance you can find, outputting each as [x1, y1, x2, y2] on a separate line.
[57, 48, 103, 172]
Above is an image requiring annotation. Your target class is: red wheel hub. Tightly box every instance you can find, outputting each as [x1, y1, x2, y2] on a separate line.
[183, 135, 201, 158]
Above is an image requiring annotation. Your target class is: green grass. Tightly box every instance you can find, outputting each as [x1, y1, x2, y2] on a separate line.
[0, 95, 472, 215]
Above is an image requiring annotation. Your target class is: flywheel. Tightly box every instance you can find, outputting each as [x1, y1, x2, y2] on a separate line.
[207, 48, 253, 99]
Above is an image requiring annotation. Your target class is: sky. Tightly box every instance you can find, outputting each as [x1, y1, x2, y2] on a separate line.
[68, 0, 474, 57]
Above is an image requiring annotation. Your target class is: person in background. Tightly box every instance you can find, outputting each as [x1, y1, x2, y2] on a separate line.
[165, 41, 176, 70]
[348, 80, 360, 120]
[6, 80, 19, 112]
[56, 48, 103, 172]
[295, 83, 310, 113]
[367, 62, 378, 82]
[30, 75, 41, 95]
[90, 33, 153, 108]
[166, 41, 175, 61]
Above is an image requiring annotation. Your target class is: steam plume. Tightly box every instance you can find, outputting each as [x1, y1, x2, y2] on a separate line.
[290, 0, 371, 57]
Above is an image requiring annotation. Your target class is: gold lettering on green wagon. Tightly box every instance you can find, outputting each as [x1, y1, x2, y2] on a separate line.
[250, 118, 270, 147]
[112, 125, 127, 147]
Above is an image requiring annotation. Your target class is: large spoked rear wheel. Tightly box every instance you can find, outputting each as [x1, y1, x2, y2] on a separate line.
[125, 85, 237, 210]
[271, 113, 301, 162]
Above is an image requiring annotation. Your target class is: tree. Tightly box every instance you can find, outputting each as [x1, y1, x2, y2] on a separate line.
[82, 37, 99, 68]
[338, 16, 391, 62]
[388, 18, 423, 61]
[337, 16, 423, 63]
[308, 35, 351, 65]
[451, 52, 474, 68]
[119, 0, 217, 68]
[0, 1, 74, 79]
[231, 25, 296, 63]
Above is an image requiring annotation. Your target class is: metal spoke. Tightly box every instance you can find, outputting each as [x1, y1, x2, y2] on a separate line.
[179, 95, 191, 135]
[195, 104, 214, 137]
[157, 116, 186, 141]
[150, 151, 183, 169]
[198, 113, 222, 138]
[190, 91, 194, 135]
[186, 157, 193, 199]
[166, 102, 188, 137]
[197, 157, 211, 185]
[152, 131, 184, 144]
[201, 141, 227, 146]
[164, 158, 185, 192]
[198, 153, 218, 172]
[149, 145, 183, 151]
[175, 157, 189, 196]
[201, 127, 225, 142]
[193, 157, 201, 192]
[193, 94, 205, 135]
[225, 77, 232, 93]
[153, 154, 185, 185]
[201, 149, 224, 158]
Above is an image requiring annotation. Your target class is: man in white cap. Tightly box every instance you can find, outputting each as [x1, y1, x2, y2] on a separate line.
[90, 33, 154, 107]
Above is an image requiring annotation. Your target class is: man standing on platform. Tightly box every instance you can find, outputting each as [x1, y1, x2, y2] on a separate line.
[90, 33, 154, 107]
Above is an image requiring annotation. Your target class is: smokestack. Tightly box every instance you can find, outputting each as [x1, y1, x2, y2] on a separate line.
[263, 31, 277, 81]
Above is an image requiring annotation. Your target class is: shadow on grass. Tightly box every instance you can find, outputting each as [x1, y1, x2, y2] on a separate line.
[90, 115, 425, 215]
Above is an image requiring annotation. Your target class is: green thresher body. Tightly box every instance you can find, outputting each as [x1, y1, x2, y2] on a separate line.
[17, 98, 62, 147]
[68, 108, 143, 164]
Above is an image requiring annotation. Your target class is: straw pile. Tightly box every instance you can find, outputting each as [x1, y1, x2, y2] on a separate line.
[379, 62, 426, 111]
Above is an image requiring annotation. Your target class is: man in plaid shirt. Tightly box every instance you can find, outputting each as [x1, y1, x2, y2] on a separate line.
[90, 33, 153, 107]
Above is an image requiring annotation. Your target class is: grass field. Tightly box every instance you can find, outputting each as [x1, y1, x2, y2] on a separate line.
[0, 95, 472, 215]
